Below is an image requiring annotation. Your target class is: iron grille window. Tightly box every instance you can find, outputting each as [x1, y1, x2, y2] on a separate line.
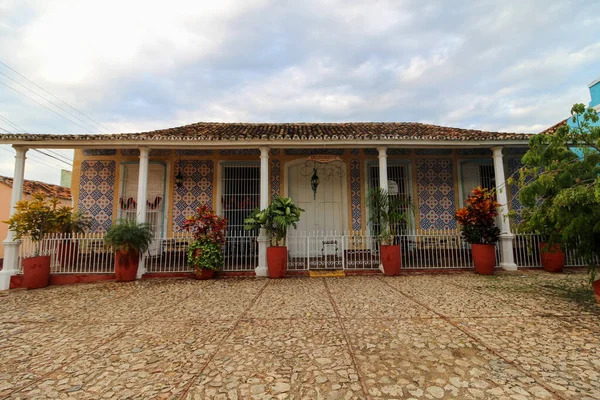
[479, 164, 496, 190]
[220, 163, 260, 234]
[367, 164, 412, 234]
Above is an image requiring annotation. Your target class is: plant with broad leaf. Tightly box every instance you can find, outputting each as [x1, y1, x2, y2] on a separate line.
[55, 207, 91, 234]
[455, 187, 501, 245]
[4, 194, 62, 256]
[183, 204, 227, 271]
[366, 187, 413, 245]
[515, 103, 600, 281]
[244, 196, 304, 246]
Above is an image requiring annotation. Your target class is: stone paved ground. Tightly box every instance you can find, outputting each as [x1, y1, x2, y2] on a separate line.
[1, 269, 599, 399]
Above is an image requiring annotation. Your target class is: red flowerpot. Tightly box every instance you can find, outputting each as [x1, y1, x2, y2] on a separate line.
[267, 246, 287, 279]
[471, 244, 496, 275]
[22, 256, 51, 289]
[593, 280, 600, 305]
[195, 269, 214, 280]
[57, 241, 79, 268]
[115, 250, 139, 282]
[539, 242, 565, 273]
[380, 244, 402, 276]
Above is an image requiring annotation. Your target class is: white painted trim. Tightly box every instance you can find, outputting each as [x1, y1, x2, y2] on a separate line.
[589, 77, 600, 88]
[0, 139, 532, 149]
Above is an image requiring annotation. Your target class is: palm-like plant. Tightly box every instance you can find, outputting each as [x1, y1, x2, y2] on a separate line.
[244, 196, 304, 246]
[366, 187, 413, 245]
[104, 219, 154, 253]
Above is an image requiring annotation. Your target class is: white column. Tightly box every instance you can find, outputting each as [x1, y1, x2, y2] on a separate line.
[136, 147, 150, 279]
[256, 147, 269, 277]
[377, 147, 388, 191]
[492, 146, 517, 271]
[0, 147, 28, 290]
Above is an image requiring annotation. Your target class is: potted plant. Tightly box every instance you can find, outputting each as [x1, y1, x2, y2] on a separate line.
[455, 187, 501, 275]
[54, 208, 91, 268]
[104, 219, 153, 282]
[244, 196, 304, 278]
[183, 204, 227, 280]
[4, 194, 62, 289]
[366, 187, 413, 276]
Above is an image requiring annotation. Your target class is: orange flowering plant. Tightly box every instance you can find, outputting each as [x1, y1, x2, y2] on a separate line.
[455, 187, 501, 245]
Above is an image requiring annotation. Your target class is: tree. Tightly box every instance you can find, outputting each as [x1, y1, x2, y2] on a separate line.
[516, 103, 600, 281]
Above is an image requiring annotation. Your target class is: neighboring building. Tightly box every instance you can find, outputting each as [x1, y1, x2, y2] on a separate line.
[60, 169, 72, 188]
[0, 176, 71, 261]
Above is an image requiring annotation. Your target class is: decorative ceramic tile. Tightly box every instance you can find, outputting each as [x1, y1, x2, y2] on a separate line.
[270, 159, 281, 199]
[350, 160, 362, 231]
[120, 149, 172, 157]
[414, 149, 453, 156]
[219, 149, 260, 156]
[456, 148, 492, 156]
[175, 149, 213, 156]
[364, 148, 411, 156]
[172, 160, 214, 231]
[508, 158, 525, 225]
[416, 159, 456, 230]
[82, 149, 117, 156]
[284, 149, 345, 156]
[78, 161, 116, 232]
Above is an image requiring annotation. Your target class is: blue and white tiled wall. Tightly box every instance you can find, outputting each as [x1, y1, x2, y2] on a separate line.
[172, 160, 214, 231]
[416, 159, 456, 230]
[78, 161, 116, 232]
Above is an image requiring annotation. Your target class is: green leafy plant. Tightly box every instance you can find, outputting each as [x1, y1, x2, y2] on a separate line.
[184, 205, 227, 271]
[187, 240, 223, 271]
[244, 196, 304, 246]
[104, 219, 153, 253]
[4, 193, 61, 256]
[55, 207, 91, 234]
[366, 187, 413, 245]
[516, 103, 600, 281]
[455, 187, 501, 245]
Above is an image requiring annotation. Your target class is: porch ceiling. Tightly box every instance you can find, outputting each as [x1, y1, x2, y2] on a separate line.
[0, 122, 532, 149]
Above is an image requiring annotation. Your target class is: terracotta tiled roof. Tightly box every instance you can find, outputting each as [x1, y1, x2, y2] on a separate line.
[0, 122, 531, 142]
[0, 176, 71, 200]
[538, 118, 568, 135]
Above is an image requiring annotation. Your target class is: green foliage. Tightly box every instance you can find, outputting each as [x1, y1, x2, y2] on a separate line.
[366, 187, 413, 245]
[104, 219, 153, 253]
[517, 103, 600, 281]
[244, 195, 304, 246]
[187, 240, 224, 271]
[55, 207, 91, 234]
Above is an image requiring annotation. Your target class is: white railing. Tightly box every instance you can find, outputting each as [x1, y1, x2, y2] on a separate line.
[513, 233, 598, 268]
[18, 233, 114, 274]
[286, 229, 491, 270]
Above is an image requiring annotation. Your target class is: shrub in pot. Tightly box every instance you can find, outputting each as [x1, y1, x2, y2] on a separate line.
[244, 196, 304, 278]
[104, 219, 153, 282]
[456, 187, 500, 275]
[54, 208, 91, 268]
[366, 187, 413, 276]
[183, 205, 227, 280]
[4, 194, 64, 289]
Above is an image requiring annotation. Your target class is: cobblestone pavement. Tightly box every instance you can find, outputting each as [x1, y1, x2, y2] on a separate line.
[1, 270, 599, 399]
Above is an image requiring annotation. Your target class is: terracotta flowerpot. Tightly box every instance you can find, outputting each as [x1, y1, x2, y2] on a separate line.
[115, 249, 139, 282]
[267, 246, 287, 279]
[380, 244, 402, 276]
[539, 242, 565, 273]
[471, 244, 496, 275]
[22, 256, 51, 289]
[593, 280, 600, 305]
[57, 241, 79, 268]
[194, 269, 215, 280]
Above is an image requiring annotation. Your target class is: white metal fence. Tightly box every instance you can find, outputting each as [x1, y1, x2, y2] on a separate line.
[513, 233, 597, 268]
[17, 232, 258, 274]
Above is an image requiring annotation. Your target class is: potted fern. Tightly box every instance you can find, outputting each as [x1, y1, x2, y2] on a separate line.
[183, 204, 227, 280]
[455, 187, 500, 275]
[4, 194, 60, 289]
[244, 196, 304, 278]
[366, 187, 413, 276]
[104, 219, 153, 282]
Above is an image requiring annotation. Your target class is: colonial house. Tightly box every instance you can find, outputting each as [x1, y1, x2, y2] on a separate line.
[0, 121, 538, 289]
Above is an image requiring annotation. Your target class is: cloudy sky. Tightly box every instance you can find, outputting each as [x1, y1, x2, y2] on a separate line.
[0, 0, 599, 185]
